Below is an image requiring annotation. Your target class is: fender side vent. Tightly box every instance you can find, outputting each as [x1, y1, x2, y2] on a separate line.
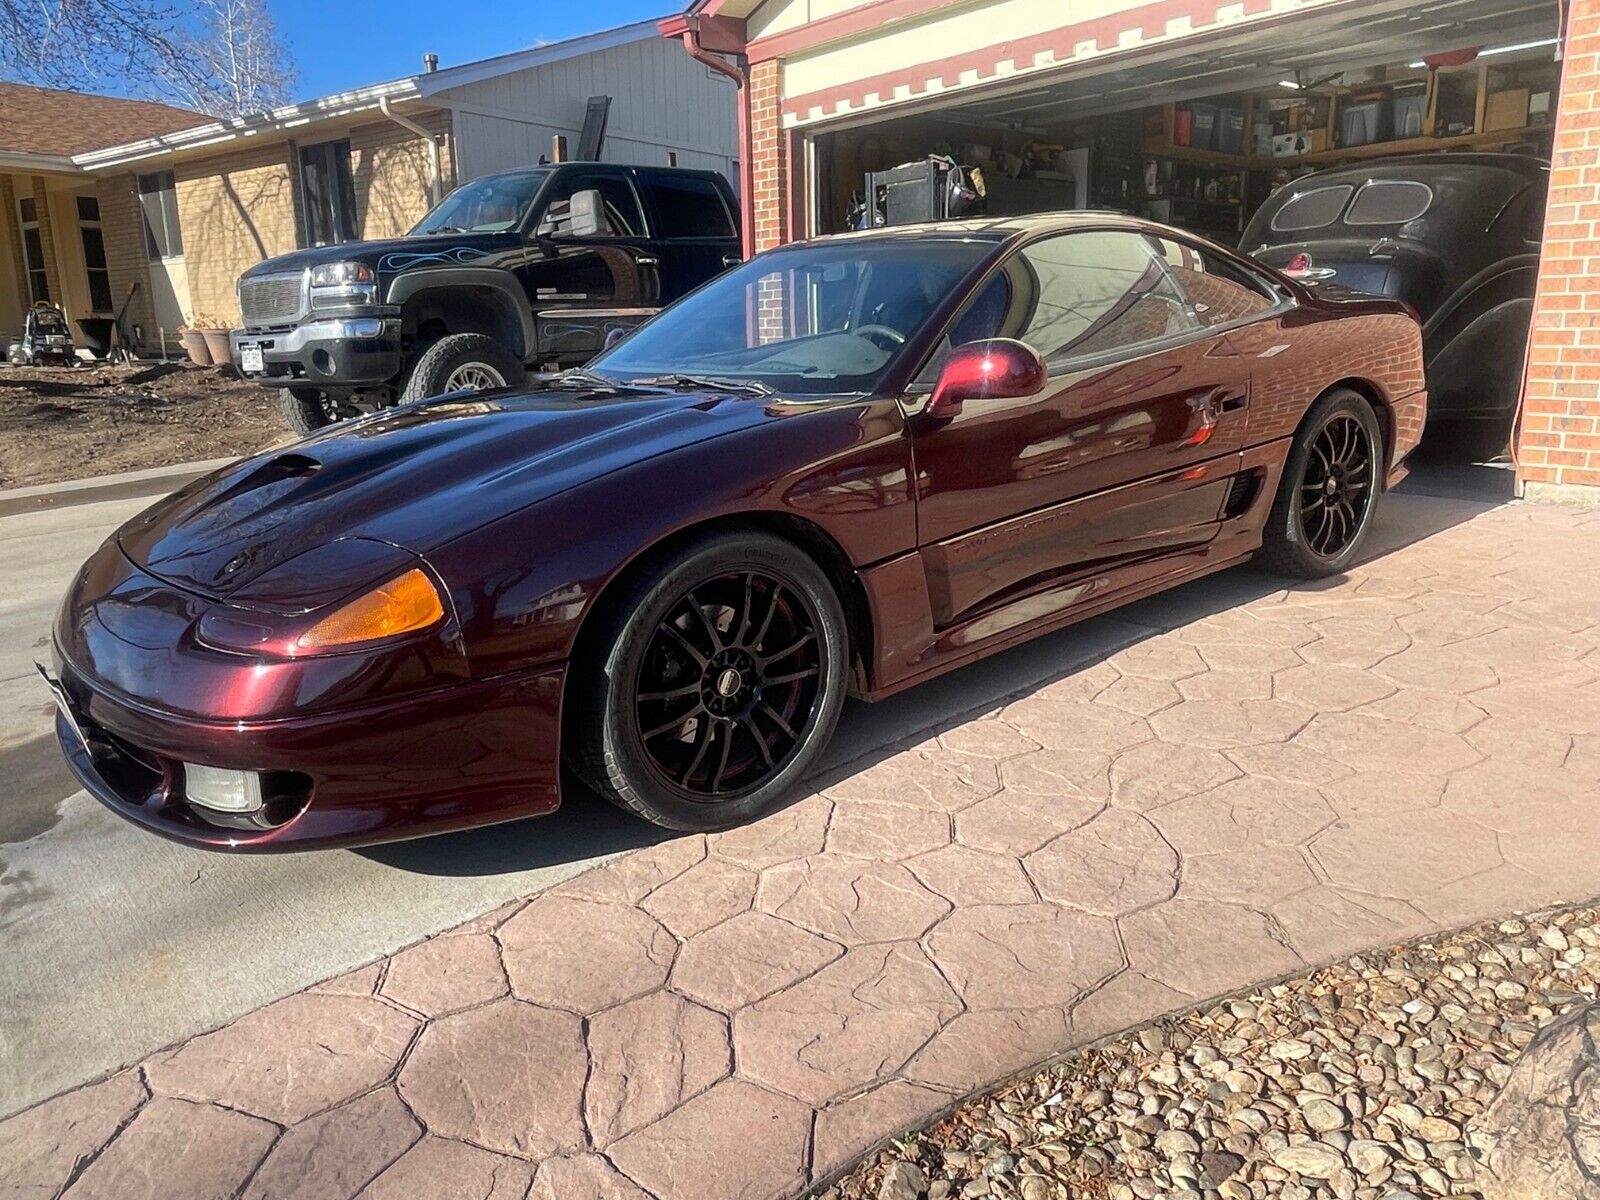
[1222, 469, 1264, 520]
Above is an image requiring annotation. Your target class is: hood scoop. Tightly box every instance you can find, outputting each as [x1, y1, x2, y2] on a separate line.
[210, 453, 321, 505]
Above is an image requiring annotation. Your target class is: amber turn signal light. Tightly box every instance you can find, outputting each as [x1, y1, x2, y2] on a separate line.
[297, 568, 445, 650]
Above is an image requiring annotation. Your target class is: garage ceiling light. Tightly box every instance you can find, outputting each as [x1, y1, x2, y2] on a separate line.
[1279, 79, 1303, 88]
[1407, 36, 1557, 69]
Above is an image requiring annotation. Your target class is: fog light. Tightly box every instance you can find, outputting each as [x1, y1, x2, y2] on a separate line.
[183, 763, 265, 813]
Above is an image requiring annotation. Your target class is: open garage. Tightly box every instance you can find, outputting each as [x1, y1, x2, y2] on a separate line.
[665, 0, 1599, 494]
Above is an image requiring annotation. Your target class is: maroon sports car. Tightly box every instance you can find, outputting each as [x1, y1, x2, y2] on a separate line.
[45, 214, 1426, 850]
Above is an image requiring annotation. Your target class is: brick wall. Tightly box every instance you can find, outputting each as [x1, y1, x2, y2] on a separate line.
[28, 178, 63, 302]
[174, 142, 303, 325]
[349, 109, 454, 240]
[95, 173, 157, 342]
[1520, 0, 1600, 498]
[750, 59, 788, 251]
[0, 176, 28, 309]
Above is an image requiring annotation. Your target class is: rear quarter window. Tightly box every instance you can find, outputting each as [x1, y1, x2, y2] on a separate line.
[1269, 185, 1354, 233]
[645, 174, 736, 239]
[1345, 180, 1433, 226]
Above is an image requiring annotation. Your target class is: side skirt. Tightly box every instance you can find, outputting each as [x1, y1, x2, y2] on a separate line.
[854, 439, 1289, 702]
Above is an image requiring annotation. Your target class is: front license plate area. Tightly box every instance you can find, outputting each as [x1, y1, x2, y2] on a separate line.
[239, 344, 264, 373]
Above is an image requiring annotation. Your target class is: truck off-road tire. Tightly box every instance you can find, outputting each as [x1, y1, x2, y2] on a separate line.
[568, 531, 850, 832]
[280, 388, 338, 436]
[1257, 387, 1384, 579]
[400, 333, 524, 402]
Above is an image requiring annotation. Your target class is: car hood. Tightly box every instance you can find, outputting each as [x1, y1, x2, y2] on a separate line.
[117, 386, 771, 599]
[238, 232, 518, 281]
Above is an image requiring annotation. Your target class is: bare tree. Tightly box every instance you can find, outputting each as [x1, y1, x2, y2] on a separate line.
[0, 0, 295, 118]
[168, 0, 296, 118]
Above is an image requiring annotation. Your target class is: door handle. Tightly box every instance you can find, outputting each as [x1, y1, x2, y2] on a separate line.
[1368, 238, 1401, 258]
[637, 255, 660, 267]
[722, 254, 742, 267]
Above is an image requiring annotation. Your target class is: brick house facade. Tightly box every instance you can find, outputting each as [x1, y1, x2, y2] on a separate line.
[4, 20, 735, 351]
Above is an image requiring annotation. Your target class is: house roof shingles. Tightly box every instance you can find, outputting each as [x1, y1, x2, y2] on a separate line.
[0, 81, 207, 157]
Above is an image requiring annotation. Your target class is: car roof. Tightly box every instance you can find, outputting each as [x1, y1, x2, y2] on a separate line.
[1278, 152, 1549, 187]
[797, 210, 1188, 247]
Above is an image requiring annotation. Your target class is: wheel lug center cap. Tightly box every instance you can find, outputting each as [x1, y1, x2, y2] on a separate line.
[714, 668, 742, 698]
[1325, 478, 1339, 496]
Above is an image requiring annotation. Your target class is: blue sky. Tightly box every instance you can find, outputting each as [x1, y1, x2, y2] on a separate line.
[272, 0, 674, 98]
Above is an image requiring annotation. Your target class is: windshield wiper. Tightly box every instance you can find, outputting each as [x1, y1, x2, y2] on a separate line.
[420, 224, 465, 234]
[632, 373, 773, 396]
[547, 367, 618, 391]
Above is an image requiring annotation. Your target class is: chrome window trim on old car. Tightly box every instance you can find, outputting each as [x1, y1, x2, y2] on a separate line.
[1344, 179, 1435, 226]
[1269, 185, 1356, 233]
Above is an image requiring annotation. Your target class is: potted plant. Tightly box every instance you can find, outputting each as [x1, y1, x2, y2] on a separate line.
[177, 324, 213, 366]
[188, 315, 233, 365]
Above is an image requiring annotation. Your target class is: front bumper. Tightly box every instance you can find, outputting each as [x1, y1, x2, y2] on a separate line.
[49, 653, 566, 852]
[231, 317, 403, 390]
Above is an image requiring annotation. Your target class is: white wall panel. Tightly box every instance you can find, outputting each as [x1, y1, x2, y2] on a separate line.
[443, 34, 738, 184]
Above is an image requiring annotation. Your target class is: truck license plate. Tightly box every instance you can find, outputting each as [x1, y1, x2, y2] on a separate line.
[240, 344, 264, 373]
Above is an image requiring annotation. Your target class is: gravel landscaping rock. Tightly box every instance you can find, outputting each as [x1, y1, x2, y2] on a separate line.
[822, 903, 1600, 1200]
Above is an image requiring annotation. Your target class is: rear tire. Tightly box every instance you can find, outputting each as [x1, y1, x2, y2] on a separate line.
[279, 388, 336, 436]
[400, 333, 524, 402]
[1257, 387, 1383, 579]
[568, 531, 849, 831]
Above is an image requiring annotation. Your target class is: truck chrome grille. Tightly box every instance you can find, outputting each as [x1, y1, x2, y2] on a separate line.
[239, 272, 304, 328]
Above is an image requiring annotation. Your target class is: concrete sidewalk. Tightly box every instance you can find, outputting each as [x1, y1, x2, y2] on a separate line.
[7, 492, 1600, 1200]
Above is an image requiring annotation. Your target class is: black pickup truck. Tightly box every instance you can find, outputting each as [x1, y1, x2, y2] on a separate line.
[230, 162, 741, 432]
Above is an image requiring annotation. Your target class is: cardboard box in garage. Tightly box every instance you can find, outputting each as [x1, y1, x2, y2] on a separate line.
[1485, 88, 1531, 132]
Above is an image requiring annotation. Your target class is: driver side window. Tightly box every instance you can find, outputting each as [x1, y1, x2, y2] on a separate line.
[539, 173, 646, 238]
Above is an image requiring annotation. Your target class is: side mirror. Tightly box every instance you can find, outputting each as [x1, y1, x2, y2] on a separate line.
[929, 339, 1047, 417]
[565, 189, 604, 239]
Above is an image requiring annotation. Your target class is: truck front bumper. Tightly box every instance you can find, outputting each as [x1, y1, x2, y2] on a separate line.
[231, 317, 403, 390]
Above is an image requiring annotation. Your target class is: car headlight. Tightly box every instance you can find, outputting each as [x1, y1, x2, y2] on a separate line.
[296, 568, 445, 650]
[309, 261, 377, 308]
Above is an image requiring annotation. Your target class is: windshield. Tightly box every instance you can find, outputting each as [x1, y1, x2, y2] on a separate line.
[589, 238, 995, 395]
[411, 170, 551, 234]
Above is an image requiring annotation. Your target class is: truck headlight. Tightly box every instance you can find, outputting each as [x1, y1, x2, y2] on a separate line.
[309, 261, 377, 308]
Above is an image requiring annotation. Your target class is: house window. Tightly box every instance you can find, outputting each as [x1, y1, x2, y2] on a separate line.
[16, 195, 49, 302]
[76, 195, 114, 313]
[300, 139, 357, 246]
[138, 170, 183, 259]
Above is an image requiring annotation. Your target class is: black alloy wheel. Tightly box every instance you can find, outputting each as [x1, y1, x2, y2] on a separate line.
[634, 571, 824, 799]
[1297, 412, 1374, 559]
[1257, 387, 1384, 579]
[569, 531, 848, 831]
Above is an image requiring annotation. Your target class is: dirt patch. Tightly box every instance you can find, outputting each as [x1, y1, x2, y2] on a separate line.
[0, 362, 290, 489]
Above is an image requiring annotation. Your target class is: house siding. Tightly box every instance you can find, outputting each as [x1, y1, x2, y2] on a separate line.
[95, 173, 158, 345]
[173, 142, 303, 325]
[441, 35, 737, 183]
[348, 109, 456, 239]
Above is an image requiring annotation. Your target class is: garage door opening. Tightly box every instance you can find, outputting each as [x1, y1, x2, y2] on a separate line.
[805, 0, 1559, 477]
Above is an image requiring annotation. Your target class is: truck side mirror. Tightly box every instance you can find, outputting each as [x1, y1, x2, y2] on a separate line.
[566, 189, 604, 239]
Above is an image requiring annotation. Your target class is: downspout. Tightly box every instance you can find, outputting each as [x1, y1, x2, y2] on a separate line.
[679, 23, 754, 261]
[378, 95, 442, 206]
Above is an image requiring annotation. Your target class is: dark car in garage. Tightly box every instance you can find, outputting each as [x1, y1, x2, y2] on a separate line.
[1243, 153, 1547, 453]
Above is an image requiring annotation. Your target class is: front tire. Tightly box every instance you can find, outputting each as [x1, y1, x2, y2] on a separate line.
[568, 532, 850, 831]
[1257, 388, 1383, 578]
[400, 332, 524, 402]
[279, 387, 338, 436]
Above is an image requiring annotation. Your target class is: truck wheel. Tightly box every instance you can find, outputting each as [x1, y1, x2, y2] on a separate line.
[400, 333, 524, 402]
[279, 388, 339, 436]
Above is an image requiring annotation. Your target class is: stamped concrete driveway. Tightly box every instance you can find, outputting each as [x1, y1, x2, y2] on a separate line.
[7, 490, 1600, 1200]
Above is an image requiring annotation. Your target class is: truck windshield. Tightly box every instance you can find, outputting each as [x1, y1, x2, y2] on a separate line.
[412, 170, 551, 234]
[589, 238, 995, 395]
